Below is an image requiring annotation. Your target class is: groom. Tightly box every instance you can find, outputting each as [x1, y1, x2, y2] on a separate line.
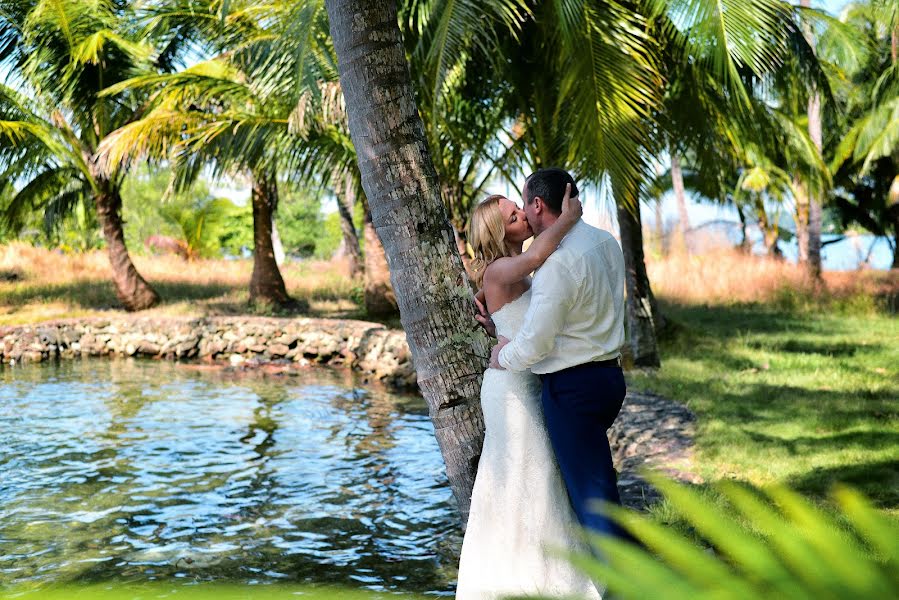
[487, 167, 629, 540]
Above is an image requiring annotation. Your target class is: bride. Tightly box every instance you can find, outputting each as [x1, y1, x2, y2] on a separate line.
[456, 185, 601, 599]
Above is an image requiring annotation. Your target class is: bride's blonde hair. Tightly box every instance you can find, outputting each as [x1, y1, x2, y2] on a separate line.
[468, 194, 510, 287]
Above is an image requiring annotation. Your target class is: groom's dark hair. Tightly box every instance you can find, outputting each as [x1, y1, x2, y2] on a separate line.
[524, 168, 578, 215]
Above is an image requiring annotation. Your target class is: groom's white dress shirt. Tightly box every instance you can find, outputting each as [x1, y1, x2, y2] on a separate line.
[497, 220, 625, 374]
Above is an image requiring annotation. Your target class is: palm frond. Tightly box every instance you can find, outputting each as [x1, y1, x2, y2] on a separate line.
[405, 0, 529, 108]
[575, 477, 899, 599]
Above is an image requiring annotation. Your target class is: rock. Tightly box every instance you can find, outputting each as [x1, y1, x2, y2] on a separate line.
[173, 340, 198, 357]
[0, 315, 419, 390]
[610, 391, 701, 511]
[268, 343, 290, 357]
[137, 341, 160, 355]
[272, 334, 298, 347]
[199, 339, 226, 358]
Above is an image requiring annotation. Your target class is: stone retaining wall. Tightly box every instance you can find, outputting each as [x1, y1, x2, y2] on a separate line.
[0, 316, 416, 388]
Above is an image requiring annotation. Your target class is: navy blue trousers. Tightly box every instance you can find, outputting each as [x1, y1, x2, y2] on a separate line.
[540, 362, 628, 540]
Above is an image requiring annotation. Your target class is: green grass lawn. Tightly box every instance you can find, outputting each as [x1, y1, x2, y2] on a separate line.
[628, 300, 899, 514]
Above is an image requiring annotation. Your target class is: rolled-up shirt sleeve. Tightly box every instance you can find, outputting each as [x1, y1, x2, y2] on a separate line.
[498, 259, 576, 372]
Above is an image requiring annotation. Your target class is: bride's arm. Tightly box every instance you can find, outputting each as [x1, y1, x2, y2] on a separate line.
[473, 287, 496, 337]
[475, 287, 486, 307]
[485, 184, 581, 285]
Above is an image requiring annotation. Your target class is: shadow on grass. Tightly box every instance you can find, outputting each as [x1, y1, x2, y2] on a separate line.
[634, 299, 898, 510]
[0, 278, 393, 325]
[658, 303, 829, 336]
[788, 460, 899, 510]
[743, 430, 899, 455]
[0, 279, 245, 310]
[657, 371, 897, 430]
[747, 339, 864, 357]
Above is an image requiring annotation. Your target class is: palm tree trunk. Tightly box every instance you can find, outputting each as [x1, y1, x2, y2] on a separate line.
[617, 203, 662, 367]
[249, 171, 292, 306]
[442, 183, 476, 283]
[890, 188, 899, 269]
[892, 25, 897, 64]
[271, 220, 286, 265]
[361, 193, 398, 316]
[794, 177, 810, 262]
[451, 220, 476, 283]
[335, 173, 363, 277]
[670, 149, 690, 254]
[755, 198, 782, 258]
[94, 182, 159, 311]
[802, 0, 823, 279]
[736, 203, 752, 254]
[807, 90, 823, 277]
[327, 0, 487, 525]
[654, 198, 665, 255]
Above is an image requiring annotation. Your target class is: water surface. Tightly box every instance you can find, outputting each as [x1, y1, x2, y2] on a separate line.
[0, 359, 460, 595]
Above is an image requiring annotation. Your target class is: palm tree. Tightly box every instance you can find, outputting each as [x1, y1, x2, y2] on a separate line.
[332, 171, 362, 277]
[487, 0, 809, 366]
[325, 0, 496, 525]
[797, 0, 825, 279]
[100, 0, 342, 306]
[327, 0, 817, 519]
[157, 195, 234, 260]
[828, 0, 899, 268]
[401, 7, 526, 259]
[287, 78, 401, 315]
[0, 0, 161, 310]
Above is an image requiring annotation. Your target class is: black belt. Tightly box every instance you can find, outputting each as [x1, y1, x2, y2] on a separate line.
[540, 356, 622, 379]
[592, 356, 622, 368]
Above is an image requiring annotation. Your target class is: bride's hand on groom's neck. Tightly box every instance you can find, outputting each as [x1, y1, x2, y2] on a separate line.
[559, 183, 582, 225]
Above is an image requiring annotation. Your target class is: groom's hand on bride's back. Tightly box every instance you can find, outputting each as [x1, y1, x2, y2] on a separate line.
[489, 336, 510, 370]
[474, 295, 497, 338]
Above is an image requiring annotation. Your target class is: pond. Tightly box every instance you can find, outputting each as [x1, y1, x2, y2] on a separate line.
[0, 359, 460, 596]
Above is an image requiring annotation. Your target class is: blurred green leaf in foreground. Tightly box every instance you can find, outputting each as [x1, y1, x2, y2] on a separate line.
[571, 476, 899, 600]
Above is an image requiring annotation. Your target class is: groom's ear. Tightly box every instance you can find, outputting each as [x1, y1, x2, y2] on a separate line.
[532, 196, 544, 214]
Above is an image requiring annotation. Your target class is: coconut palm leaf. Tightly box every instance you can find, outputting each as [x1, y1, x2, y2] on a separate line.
[567, 477, 899, 599]
[403, 0, 529, 106]
[854, 98, 899, 172]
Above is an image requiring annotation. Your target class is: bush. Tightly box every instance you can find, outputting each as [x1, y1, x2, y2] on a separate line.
[276, 187, 343, 259]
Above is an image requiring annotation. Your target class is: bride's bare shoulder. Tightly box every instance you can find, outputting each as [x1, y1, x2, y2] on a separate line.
[482, 269, 529, 314]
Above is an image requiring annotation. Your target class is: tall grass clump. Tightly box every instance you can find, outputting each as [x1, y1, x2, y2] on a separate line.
[647, 250, 896, 314]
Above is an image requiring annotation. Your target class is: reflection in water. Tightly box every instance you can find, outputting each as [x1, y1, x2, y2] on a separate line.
[0, 360, 460, 595]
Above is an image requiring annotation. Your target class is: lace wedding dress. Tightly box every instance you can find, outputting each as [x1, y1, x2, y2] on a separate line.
[456, 289, 601, 600]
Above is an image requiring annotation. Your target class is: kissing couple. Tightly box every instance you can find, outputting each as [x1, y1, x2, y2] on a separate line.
[456, 168, 629, 599]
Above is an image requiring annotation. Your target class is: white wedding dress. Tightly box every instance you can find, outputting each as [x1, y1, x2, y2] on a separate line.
[456, 289, 602, 600]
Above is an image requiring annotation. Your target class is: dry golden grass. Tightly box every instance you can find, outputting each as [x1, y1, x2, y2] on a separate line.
[1, 242, 895, 326]
[647, 249, 897, 312]
[0, 243, 361, 325]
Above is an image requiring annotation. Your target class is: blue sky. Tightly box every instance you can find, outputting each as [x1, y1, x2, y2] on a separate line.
[820, 0, 851, 14]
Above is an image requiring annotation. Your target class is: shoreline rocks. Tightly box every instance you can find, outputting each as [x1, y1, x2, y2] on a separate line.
[0, 316, 416, 388]
[611, 390, 702, 509]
